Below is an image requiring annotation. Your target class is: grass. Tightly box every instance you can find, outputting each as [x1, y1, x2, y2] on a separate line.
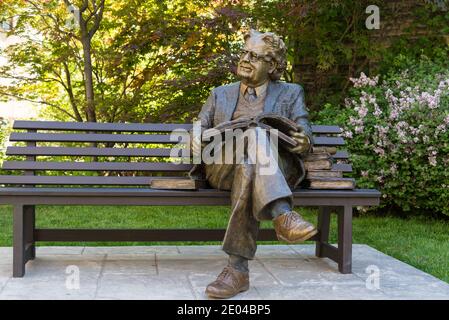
[0, 205, 448, 283]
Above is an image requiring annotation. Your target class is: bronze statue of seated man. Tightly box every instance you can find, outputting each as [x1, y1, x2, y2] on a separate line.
[190, 29, 317, 299]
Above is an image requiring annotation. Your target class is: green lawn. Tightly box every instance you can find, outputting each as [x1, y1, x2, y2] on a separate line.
[0, 205, 448, 283]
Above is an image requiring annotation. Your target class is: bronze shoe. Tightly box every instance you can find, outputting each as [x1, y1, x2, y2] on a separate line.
[205, 266, 249, 299]
[273, 211, 318, 243]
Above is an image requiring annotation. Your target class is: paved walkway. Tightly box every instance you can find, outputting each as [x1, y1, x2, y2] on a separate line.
[0, 244, 448, 300]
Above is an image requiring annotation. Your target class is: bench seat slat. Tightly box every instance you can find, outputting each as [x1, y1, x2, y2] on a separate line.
[2, 161, 193, 172]
[0, 187, 380, 206]
[13, 121, 341, 134]
[9, 132, 344, 146]
[0, 187, 381, 198]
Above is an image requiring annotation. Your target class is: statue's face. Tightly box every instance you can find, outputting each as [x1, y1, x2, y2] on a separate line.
[237, 37, 275, 87]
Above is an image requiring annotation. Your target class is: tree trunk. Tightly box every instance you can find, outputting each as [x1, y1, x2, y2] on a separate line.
[81, 34, 97, 122]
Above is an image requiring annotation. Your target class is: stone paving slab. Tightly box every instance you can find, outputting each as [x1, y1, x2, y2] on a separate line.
[0, 244, 448, 300]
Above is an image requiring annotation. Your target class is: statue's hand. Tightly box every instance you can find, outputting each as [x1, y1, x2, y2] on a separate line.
[287, 130, 311, 154]
[191, 133, 202, 156]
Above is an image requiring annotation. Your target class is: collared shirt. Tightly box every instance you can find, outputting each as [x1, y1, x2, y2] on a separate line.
[232, 81, 269, 120]
[240, 81, 268, 99]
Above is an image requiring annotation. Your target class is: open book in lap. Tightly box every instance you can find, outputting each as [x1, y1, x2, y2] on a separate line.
[202, 113, 300, 148]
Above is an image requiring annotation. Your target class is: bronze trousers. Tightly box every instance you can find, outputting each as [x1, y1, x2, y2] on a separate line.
[204, 128, 300, 259]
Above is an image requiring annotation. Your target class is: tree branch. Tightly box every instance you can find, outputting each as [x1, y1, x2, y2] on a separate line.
[63, 62, 84, 122]
[88, 0, 105, 39]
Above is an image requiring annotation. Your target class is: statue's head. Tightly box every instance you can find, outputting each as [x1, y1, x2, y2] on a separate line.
[236, 29, 287, 87]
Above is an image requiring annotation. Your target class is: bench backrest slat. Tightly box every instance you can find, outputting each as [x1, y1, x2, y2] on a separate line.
[9, 132, 184, 144]
[5, 147, 349, 159]
[13, 120, 342, 134]
[6, 147, 179, 157]
[332, 163, 352, 172]
[2, 161, 353, 173]
[9, 132, 344, 146]
[13, 121, 192, 132]
[0, 175, 181, 185]
[2, 161, 193, 172]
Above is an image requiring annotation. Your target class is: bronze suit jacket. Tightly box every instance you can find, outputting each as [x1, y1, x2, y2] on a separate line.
[189, 80, 314, 189]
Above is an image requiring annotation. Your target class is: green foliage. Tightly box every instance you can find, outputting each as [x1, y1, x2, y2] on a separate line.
[317, 50, 449, 217]
[1, 0, 447, 120]
[248, 0, 385, 111]
[113, 0, 246, 122]
[247, 0, 449, 112]
[0, 0, 246, 123]
[376, 1, 449, 77]
[0, 118, 11, 164]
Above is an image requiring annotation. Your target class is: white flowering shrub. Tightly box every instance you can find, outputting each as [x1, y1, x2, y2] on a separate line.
[317, 52, 449, 216]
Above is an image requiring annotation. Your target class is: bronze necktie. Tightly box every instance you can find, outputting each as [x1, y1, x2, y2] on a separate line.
[245, 87, 257, 103]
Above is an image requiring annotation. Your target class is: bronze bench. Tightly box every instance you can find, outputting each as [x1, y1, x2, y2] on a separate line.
[0, 120, 380, 277]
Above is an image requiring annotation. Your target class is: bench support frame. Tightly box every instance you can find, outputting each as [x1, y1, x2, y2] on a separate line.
[3, 120, 379, 278]
[314, 206, 352, 274]
[11, 203, 354, 277]
[13, 204, 36, 277]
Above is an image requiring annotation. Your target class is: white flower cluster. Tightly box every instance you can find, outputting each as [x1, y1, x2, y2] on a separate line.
[344, 71, 449, 170]
[349, 72, 379, 88]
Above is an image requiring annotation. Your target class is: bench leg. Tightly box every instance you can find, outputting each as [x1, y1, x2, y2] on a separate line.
[315, 206, 331, 257]
[337, 205, 353, 274]
[13, 205, 26, 277]
[25, 205, 36, 260]
[13, 205, 35, 277]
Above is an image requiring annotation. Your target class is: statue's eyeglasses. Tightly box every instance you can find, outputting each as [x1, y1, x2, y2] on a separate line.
[239, 50, 272, 63]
